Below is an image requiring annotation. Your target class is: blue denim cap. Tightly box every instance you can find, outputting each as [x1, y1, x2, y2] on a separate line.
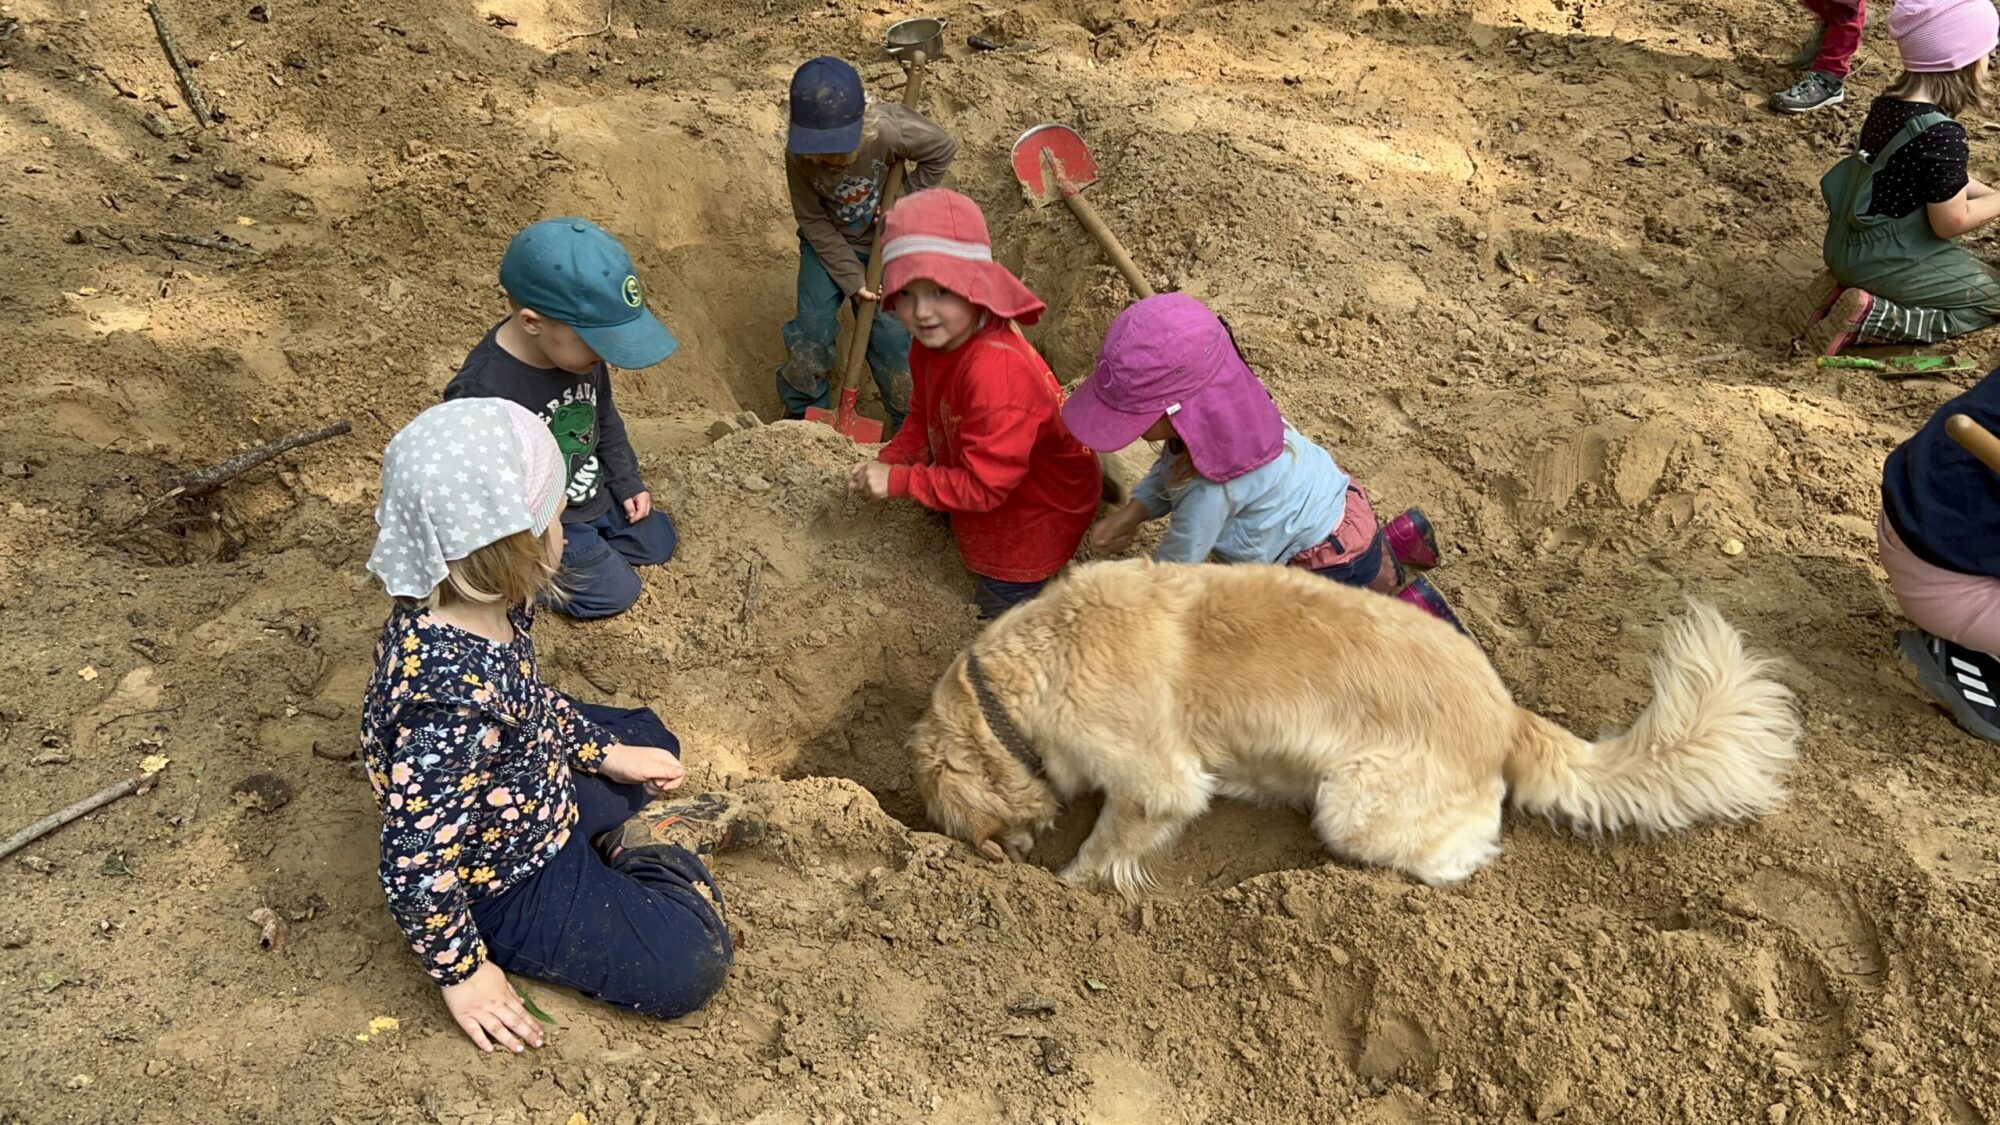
[499, 217, 678, 369]
[788, 56, 865, 154]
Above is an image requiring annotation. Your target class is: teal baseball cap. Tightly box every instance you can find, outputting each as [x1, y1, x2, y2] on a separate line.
[499, 217, 678, 369]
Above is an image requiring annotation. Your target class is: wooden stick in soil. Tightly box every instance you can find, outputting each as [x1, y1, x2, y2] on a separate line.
[115, 419, 353, 532]
[169, 419, 352, 496]
[0, 774, 152, 862]
[554, 0, 613, 45]
[146, 0, 213, 128]
[157, 232, 258, 256]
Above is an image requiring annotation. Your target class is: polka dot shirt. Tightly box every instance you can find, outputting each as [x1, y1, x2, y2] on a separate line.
[1858, 96, 1970, 219]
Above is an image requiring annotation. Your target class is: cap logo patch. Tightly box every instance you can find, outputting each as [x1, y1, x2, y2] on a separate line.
[622, 275, 643, 308]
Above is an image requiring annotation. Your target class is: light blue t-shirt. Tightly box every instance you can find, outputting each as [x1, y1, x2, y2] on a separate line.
[1134, 424, 1351, 564]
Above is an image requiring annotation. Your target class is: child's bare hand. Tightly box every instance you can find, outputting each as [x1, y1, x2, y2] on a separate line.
[1090, 520, 1138, 555]
[441, 962, 544, 1054]
[623, 492, 653, 522]
[848, 461, 892, 500]
[601, 743, 687, 795]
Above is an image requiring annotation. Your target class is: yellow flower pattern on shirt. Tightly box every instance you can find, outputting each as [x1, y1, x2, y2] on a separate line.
[358, 604, 613, 986]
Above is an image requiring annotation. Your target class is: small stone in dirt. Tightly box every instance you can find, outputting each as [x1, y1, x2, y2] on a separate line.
[214, 168, 245, 189]
[310, 739, 357, 762]
[2, 461, 30, 479]
[1006, 997, 1058, 1017]
[31, 747, 72, 766]
[0, 931, 27, 949]
[1035, 1036, 1072, 1075]
[63, 1075, 92, 1091]
[740, 473, 772, 493]
[706, 419, 738, 443]
[230, 773, 294, 813]
[18, 855, 55, 875]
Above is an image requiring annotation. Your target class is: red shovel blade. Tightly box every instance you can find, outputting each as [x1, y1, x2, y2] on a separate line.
[1011, 123, 1098, 207]
[804, 388, 884, 444]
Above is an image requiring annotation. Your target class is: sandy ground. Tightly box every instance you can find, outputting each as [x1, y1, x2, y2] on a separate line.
[3, 0, 2000, 1121]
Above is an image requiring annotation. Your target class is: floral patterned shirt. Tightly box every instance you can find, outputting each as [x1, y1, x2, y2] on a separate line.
[358, 603, 611, 986]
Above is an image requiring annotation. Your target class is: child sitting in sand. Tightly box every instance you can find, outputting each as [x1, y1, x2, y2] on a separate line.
[1804, 0, 2000, 355]
[778, 55, 959, 432]
[1882, 366, 2000, 742]
[1063, 293, 1461, 629]
[360, 398, 757, 1053]
[444, 217, 679, 620]
[846, 189, 1101, 618]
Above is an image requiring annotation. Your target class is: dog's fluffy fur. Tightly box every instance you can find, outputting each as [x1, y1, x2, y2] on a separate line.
[909, 559, 1800, 896]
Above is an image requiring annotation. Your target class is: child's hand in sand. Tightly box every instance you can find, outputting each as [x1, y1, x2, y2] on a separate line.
[848, 461, 892, 500]
[441, 961, 545, 1054]
[1089, 501, 1150, 556]
[601, 743, 686, 795]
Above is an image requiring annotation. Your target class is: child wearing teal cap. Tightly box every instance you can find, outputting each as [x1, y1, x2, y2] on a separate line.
[445, 217, 680, 620]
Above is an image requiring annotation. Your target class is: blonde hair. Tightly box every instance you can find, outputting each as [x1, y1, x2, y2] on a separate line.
[421, 526, 564, 611]
[1888, 61, 1986, 117]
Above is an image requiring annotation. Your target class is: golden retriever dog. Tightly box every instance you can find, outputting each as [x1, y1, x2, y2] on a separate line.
[908, 559, 1799, 896]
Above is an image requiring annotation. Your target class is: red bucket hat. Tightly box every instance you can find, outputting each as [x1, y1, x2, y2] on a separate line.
[879, 189, 1046, 325]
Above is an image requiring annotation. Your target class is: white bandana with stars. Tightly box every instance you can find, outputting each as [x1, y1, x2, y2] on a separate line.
[367, 398, 564, 599]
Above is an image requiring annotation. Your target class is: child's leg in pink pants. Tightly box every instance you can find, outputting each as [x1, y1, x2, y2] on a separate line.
[1800, 0, 1865, 78]
[1878, 513, 2000, 655]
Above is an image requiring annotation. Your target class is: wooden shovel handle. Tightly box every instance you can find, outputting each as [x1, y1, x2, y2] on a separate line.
[835, 52, 930, 399]
[1946, 414, 2000, 475]
[1060, 189, 1153, 299]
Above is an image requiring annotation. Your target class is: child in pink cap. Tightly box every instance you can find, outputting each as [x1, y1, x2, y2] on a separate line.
[1803, 0, 2000, 355]
[1063, 293, 1460, 629]
[846, 189, 1102, 618]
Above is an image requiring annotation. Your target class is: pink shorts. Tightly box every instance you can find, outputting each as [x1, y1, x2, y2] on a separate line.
[1288, 485, 1398, 593]
[1878, 512, 2000, 654]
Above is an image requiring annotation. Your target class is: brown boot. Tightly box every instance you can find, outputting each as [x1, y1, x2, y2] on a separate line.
[593, 791, 765, 860]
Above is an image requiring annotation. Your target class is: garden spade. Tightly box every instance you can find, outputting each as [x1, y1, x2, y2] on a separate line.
[1011, 123, 1153, 299]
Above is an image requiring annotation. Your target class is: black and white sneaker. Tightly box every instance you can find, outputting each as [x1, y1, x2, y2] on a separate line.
[1771, 70, 1845, 114]
[1898, 630, 2000, 743]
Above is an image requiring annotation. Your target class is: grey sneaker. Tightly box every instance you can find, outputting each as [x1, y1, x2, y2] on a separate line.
[1898, 630, 2000, 742]
[1771, 70, 1845, 113]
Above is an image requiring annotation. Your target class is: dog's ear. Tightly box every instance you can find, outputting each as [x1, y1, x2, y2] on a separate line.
[977, 838, 1009, 863]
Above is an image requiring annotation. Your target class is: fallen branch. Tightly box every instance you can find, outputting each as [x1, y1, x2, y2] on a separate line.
[168, 419, 352, 496]
[146, 0, 213, 128]
[156, 232, 258, 255]
[554, 0, 613, 45]
[115, 419, 352, 532]
[0, 774, 154, 862]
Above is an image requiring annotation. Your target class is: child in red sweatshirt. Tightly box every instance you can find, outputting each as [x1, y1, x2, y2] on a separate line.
[846, 188, 1101, 618]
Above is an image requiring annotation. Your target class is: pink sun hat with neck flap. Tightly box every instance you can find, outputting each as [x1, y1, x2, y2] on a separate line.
[1062, 293, 1283, 482]
[1889, 0, 2000, 73]
[879, 189, 1046, 325]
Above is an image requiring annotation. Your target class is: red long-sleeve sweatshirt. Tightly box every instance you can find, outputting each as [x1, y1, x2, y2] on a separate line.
[877, 318, 1101, 583]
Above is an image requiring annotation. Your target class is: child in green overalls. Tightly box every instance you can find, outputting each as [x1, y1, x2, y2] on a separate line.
[1803, 0, 2000, 356]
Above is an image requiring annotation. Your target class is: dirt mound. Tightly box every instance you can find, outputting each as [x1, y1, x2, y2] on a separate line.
[6, 0, 2000, 1121]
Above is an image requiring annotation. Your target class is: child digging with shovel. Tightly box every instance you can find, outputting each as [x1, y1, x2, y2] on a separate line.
[778, 55, 958, 433]
[1064, 294, 1462, 630]
[846, 189, 1102, 619]
[1803, 0, 2000, 355]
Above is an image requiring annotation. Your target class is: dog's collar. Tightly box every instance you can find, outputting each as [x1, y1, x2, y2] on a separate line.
[964, 648, 1044, 778]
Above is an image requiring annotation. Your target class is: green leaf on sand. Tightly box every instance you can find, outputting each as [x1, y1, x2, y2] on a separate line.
[514, 982, 558, 1025]
[100, 852, 130, 877]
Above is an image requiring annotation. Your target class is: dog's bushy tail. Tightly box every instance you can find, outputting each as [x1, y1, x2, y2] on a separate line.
[1505, 602, 1800, 835]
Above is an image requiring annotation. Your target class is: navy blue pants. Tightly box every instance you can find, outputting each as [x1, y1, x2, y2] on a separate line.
[553, 504, 677, 620]
[469, 704, 730, 1020]
[973, 575, 1047, 620]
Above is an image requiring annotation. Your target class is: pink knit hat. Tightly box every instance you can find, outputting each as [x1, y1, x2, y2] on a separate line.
[1889, 0, 1999, 73]
[879, 189, 1046, 325]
